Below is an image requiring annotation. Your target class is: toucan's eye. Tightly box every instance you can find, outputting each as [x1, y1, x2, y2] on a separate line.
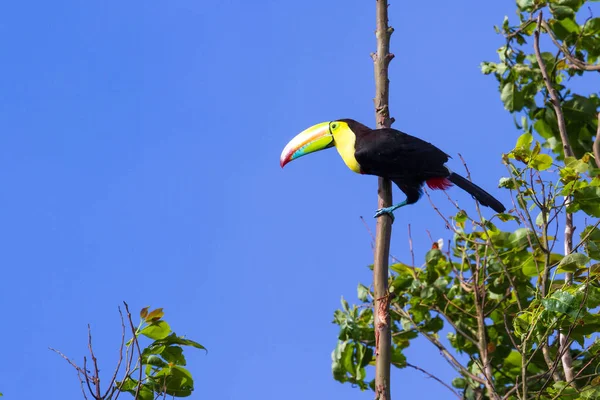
[331, 123, 339, 130]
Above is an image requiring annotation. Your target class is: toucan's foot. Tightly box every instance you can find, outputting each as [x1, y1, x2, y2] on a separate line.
[374, 207, 396, 223]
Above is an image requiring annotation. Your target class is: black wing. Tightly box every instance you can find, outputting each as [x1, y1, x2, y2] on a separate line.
[354, 128, 450, 182]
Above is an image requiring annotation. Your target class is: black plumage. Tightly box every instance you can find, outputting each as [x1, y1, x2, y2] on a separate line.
[341, 119, 506, 213]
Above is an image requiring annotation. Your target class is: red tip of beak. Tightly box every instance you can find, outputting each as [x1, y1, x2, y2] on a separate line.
[280, 150, 292, 168]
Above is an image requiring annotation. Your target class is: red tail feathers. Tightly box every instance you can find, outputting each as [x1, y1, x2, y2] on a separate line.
[426, 177, 453, 190]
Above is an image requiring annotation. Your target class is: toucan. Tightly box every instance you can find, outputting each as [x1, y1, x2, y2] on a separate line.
[280, 119, 505, 221]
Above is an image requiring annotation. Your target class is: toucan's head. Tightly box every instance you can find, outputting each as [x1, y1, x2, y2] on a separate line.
[280, 120, 353, 168]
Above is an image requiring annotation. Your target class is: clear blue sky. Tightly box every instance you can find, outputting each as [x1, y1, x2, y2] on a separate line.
[1, 1, 529, 399]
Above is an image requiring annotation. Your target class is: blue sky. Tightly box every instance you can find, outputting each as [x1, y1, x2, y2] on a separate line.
[0, 1, 536, 399]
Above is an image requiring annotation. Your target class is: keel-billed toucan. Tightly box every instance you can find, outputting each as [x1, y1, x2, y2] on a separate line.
[280, 119, 505, 221]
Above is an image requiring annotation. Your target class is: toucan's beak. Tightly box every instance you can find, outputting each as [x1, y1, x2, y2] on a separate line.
[280, 122, 334, 168]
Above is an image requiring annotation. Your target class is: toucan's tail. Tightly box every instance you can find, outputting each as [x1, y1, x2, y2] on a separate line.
[448, 172, 506, 213]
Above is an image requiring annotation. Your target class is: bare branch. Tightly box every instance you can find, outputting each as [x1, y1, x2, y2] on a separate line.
[407, 224, 415, 267]
[391, 307, 487, 386]
[87, 325, 102, 399]
[124, 302, 144, 400]
[372, 1, 394, 398]
[49, 347, 90, 400]
[405, 362, 461, 399]
[102, 306, 127, 399]
[83, 356, 99, 400]
[594, 113, 600, 169]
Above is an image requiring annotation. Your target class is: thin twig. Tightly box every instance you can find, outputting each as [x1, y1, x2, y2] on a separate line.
[87, 325, 102, 399]
[361, 215, 402, 264]
[124, 302, 144, 400]
[83, 357, 98, 400]
[405, 362, 461, 398]
[594, 113, 600, 169]
[102, 306, 127, 399]
[540, 19, 600, 71]
[391, 307, 486, 386]
[49, 347, 90, 400]
[407, 224, 415, 267]
[360, 216, 375, 251]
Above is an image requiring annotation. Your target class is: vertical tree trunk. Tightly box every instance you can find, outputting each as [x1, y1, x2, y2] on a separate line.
[372, 1, 394, 399]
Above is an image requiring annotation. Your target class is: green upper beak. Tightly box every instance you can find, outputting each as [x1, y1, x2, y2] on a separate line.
[280, 122, 334, 167]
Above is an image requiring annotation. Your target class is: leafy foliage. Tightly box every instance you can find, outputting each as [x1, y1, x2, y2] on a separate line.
[332, 137, 600, 399]
[332, 1, 600, 398]
[54, 304, 206, 399]
[481, 0, 600, 160]
[117, 306, 206, 399]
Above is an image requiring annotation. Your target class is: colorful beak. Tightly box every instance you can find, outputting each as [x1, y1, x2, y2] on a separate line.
[280, 122, 334, 168]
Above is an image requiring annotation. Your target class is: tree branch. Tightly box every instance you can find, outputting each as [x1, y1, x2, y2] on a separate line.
[372, 1, 394, 399]
[534, 12, 579, 388]
[405, 362, 461, 399]
[87, 325, 102, 399]
[594, 113, 600, 169]
[391, 307, 487, 386]
[540, 19, 600, 72]
[534, 13, 574, 160]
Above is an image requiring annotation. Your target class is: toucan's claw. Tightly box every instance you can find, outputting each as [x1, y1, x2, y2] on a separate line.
[374, 207, 396, 223]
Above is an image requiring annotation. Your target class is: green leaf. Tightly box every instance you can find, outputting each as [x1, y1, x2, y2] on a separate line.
[425, 249, 443, 266]
[516, 0, 534, 11]
[145, 354, 168, 367]
[140, 321, 171, 340]
[550, 5, 576, 20]
[357, 284, 369, 302]
[557, 253, 590, 272]
[455, 210, 468, 224]
[586, 285, 600, 308]
[530, 154, 553, 171]
[508, 228, 530, 249]
[391, 274, 414, 292]
[533, 118, 556, 139]
[584, 17, 600, 35]
[565, 156, 589, 173]
[341, 342, 355, 374]
[541, 290, 582, 318]
[501, 82, 525, 111]
[498, 177, 516, 189]
[153, 366, 194, 397]
[497, 213, 519, 222]
[516, 132, 533, 149]
[137, 385, 154, 400]
[389, 263, 415, 277]
[390, 346, 406, 367]
[522, 258, 541, 277]
[572, 187, 600, 217]
[581, 225, 600, 260]
[153, 333, 207, 352]
[554, 0, 582, 10]
[425, 316, 444, 332]
[162, 346, 186, 366]
[117, 377, 138, 391]
[452, 377, 466, 389]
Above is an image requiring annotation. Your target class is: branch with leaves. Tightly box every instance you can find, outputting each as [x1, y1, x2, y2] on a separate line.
[331, 1, 600, 399]
[52, 302, 206, 400]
